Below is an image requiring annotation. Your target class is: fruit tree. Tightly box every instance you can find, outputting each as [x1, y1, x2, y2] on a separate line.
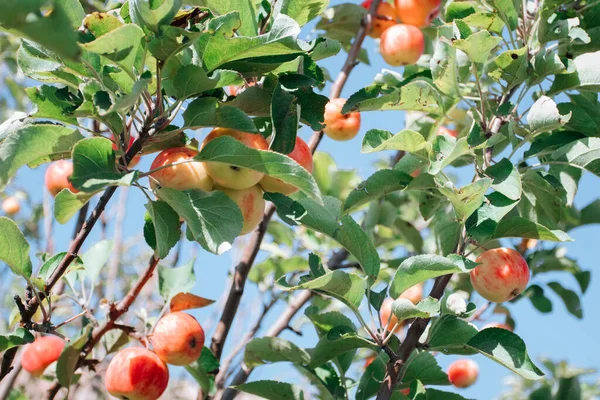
[0, 0, 599, 399]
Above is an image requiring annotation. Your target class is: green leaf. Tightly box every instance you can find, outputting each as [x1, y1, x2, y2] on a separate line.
[305, 308, 355, 337]
[81, 23, 145, 73]
[0, 217, 32, 278]
[245, 337, 310, 368]
[158, 259, 196, 300]
[402, 352, 450, 386]
[466, 192, 518, 243]
[57, 325, 92, 388]
[38, 252, 69, 282]
[391, 297, 440, 322]
[25, 86, 81, 124]
[156, 188, 243, 255]
[428, 137, 471, 175]
[430, 40, 458, 96]
[270, 82, 299, 154]
[438, 179, 492, 221]
[164, 66, 244, 99]
[70, 137, 137, 192]
[279, 0, 329, 26]
[185, 346, 220, 393]
[427, 315, 479, 355]
[520, 169, 566, 227]
[549, 51, 600, 94]
[549, 137, 600, 178]
[527, 96, 571, 134]
[0, 124, 83, 189]
[183, 97, 257, 133]
[389, 255, 475, 299]
[523, 285, 553, 314]
[309, 326, 378, 368]
[145, 201, 181, 259]
[184, 0, 259, 37]
[492, 217, 573, 242]
[361, 129, 427, 154]
[547, 282, 583, 319]
[343, 169, 413, 214]
[0, 328, 35, 352]
[489, 47, 528, 89]
[278, 270, 367, 314]
[486, 158, 521, 200]
[431, 208, 461, 256]
[130, 0, 182, 32]
[197, 136, 321, 202]
[489, 0, 519, 30]
[466, 328, 545, 380]
[53, 189, 94, 224]
[233, 380, 304, 400]
[453, 30, 502, 64]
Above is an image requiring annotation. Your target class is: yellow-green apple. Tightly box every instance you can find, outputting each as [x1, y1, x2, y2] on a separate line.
[150, 147, 213, 192]
[218, 185, 266, 235]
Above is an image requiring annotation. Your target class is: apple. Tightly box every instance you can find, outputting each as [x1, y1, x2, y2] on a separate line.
[2, 196, 20, 215]
[400, 388, 411, 395]
[228, 81, 256, 96]
[399, 284, 423, 304]
[259, 137, 313, 195]
[518, 238, 538, 253]
[470, 248, 530, 303]
[150, 147, 213, 192]
[113, 136, 141, 168]
[202, 128, 269, 190]
[482, 322, 513, 331]
[361, 0, 397, 38]
[21, 336, 65, 377]
[379, 24, 424, 66]
[380, 298, 403, 333]
[323, 98, 361, 141]
[395, 0, 441, 27]
[218, 185, 265, 235]
[448, 359, 479, 388]
[105, 347, 169, 400]
[152, 312, 204, 366]
[45, 160, 77, 197]
[438, 126, 458, 138]
[364, 355, 376, 368]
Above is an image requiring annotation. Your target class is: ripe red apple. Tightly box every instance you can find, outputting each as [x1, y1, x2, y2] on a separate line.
[228, 81, 256, 96]
[361, 0, 397, 38]
[380, 24, 424, 66]
[323, 98, 361, 141]
[150, 147, 213, 192]
[448, 359, 479, 388]
[482, 322, 513, 331]
[259, 137, 313, 195]
[21, 336, 65, 377]
[395, 0, 441, 27]
[202, 128, 269, 190]
[470, 248, 530, 303]
[364, 355, 376, 368]
[399, 284, 423, 304]
[400, 388, 411, 395]
[218, 185, 265, 235]
[105, 347, 169, 400]
[113, 136, 141, 168]
[152, 312, 204, 366]
[2, 196, 20, 215]
[380, 298, 403, 333]
[438, 126, 458, 138]
[45, 160, 77, 197]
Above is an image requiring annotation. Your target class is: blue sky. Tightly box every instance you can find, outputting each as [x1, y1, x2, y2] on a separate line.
[2, 1, 599, 398]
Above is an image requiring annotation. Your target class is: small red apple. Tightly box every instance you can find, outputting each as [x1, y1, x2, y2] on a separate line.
[113, 136, 141, 168]
[364, 355, 376, 369]
[150, 147, 213, 192]
[218, 185, 266, 235]
[380, 298, 403, 333]
[44, 160, 78, 197]
[21, 336, 65, 377]
[323, 98, 361, 141]
[2, 196, 20, 215]
[202, 128, 269, 190]
[399, 284, 423, 304]
[259, 136, 313, 195]
[448, 359, 479, 388]
[380, 24, 424, 66]
[104, 347, 169, 400]
[438, 126, 458, 138]
[152, 312, 205, 366]
[470, 248, 530, 303]
[361, 0, 397, 38]
[395, 0, 441, 27]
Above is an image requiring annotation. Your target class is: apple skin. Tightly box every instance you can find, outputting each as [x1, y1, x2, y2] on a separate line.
[399, 284, 423, 304]
[380, 298, 403, 333]
[380, 24, 424, 66]
[438, 126, 458, 138]
[395, 0, 441, 27]
[45, 160, 78, 197]
[323, 98, 361, 141]
[202, 128, 269, 190]
[150, 147, 213, 192]
[259, 137, 313, 195]
[2, 196, 20, 215]
[105, 347, 169, 400]
[482, 322, 513, 331]
[113, 136, 141, 168]
[361, 0, 397, 38]
[470, 248, 530, 303]
[152, 312, 205, 366]
[448, 359, 479, 388]
[21, 336, 65, 377]
[218, 185, 266, 235]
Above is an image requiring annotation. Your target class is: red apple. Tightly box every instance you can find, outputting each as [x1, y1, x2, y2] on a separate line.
[323, 98, 361, 141]
[362, 0, 397, 38]
[380, 24, 424, 66]
[380, 298, 403, 333]
[152, 312, 204, 366]
[448, 359, 479, 388]
[113, 136, 141, 168]
[399, 284, 423, 304]
[45, 160, 77, 197]
[438, 126, 458, 138]
[218, 185, 266, 235]
[470, 248, 530, 303]
[202, 128, 269, 190]
[259, 137, 313, 195]
[150, 147, 213, 192]
[395, 0, 441, 27]
[104, 347, 169, 400]
[2, 196, 20, 215]
[21, 336, 65, 377]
